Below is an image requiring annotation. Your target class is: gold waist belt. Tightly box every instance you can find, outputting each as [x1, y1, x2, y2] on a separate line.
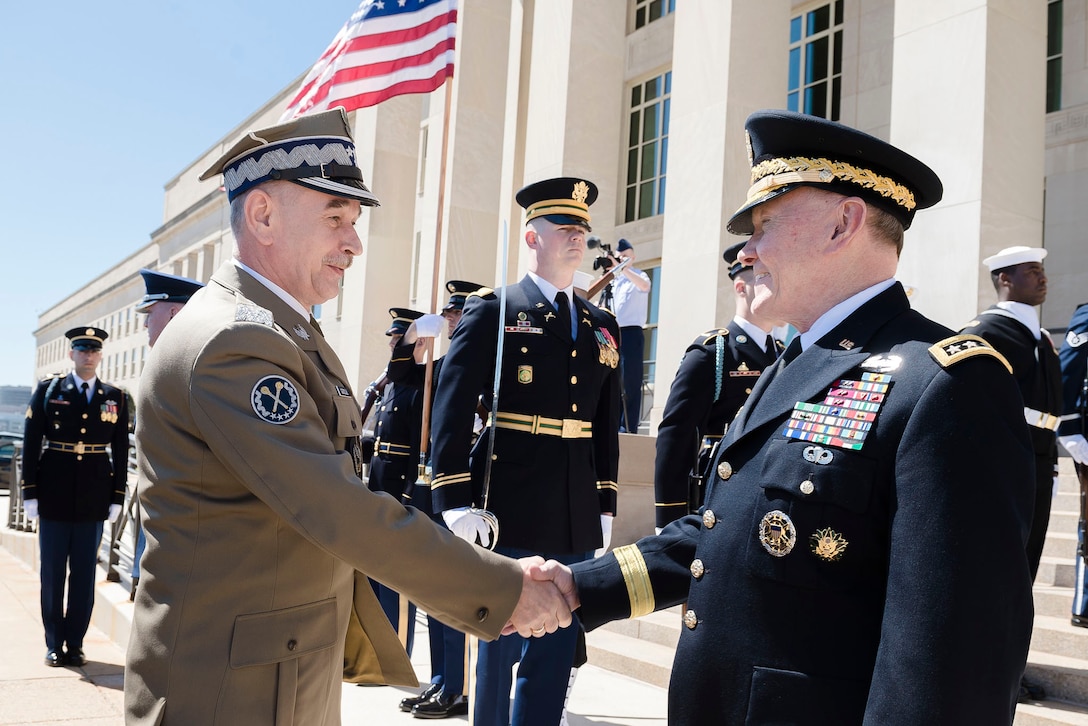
[46, 441, 108, 454]
[491, 412, 593, 439]
[375, 440, 412, 456]
[1024, 407, 1061, 432]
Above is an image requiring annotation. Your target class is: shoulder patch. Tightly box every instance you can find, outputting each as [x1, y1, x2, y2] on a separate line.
[468, 288, 496, 300]
[1067, 328, 1088, 349]
[928, 334, 1012, 374]
[699, 328, 729, 345]
[251, 375, 301, 424]
[235, 303, 274, 326]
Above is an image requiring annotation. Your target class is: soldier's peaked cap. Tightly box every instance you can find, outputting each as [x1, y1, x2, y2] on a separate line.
[200, 108, 380, 207]
[386, 307, 424, 336]
[723, 240, 751, 279]
[442, 280, 487, 312]
[516, 177, 598, 231]
[66, 326, 108, 350]
[727, 110, 943, 235]
[136, 269, 205, 314]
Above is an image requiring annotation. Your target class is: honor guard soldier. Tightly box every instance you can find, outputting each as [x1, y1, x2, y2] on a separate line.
[653, 239, 783, 530]
[130, 269, 205, 599]
[389, 280, 488, 719]
[430, 177, 622, 726]
[125, 108, 571, 726]
[22, 326, 130, 668]
[367, 308, 427, 658]
[1058, 302, 1088, 628]
[541, 110, 1036, 725]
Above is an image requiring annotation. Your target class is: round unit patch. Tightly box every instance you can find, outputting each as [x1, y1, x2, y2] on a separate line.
[251, 375, 301, 424]
[759, 510, 796, 557]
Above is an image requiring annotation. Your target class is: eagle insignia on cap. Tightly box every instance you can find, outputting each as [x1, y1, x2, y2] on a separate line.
[572, 181, 590, 204]
[251, 375, 301, 424]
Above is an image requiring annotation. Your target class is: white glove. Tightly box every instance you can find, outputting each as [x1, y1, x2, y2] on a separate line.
[414, 313, 445, 339]
[108, 504, 122, 523]
[594, 514, 614, 558]
[473, 413, 485, 436]
[1060, 434, 1088, 465]
[654, 526, 663, 536]
[23, 499, 38, 520]
[443, 506, 492, 548]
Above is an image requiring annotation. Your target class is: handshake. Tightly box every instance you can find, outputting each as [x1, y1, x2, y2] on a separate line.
[502, 557, 580, 638]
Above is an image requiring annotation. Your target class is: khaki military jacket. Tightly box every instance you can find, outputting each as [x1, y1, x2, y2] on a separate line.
[125, 263, 521, 726]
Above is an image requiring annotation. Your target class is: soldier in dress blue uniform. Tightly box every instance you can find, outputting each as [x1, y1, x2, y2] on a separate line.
[430, 177, 622, 726]
[389, 280, 488, 719]
[539, 110, 1036, 725]
[22, 326, 130, 668]
[367, 307, 426, 658]
[653, 239, 783, 530]
[1058, 301, 1088, 628]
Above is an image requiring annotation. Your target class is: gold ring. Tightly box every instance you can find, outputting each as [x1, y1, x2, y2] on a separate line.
[531, 625, 546, 636]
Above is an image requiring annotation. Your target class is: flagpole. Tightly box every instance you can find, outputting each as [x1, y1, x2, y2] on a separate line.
[416, 76, 454, 490]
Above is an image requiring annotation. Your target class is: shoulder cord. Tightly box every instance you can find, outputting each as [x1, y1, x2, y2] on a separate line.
[714, 335, 724, 403]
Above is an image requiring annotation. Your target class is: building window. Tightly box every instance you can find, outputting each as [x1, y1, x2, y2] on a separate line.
[625, 71, 671, 223]
[633, 0, 675, 30]
[635, 264, 662, 431]
[1048, 0, 1063, 112]
[787, 1, 844, 121]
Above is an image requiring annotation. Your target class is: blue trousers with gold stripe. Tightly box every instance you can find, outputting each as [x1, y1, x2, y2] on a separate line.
[474, 547, 590, 726]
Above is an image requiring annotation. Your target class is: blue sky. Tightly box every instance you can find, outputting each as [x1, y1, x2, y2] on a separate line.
[0, 0, 363, 387]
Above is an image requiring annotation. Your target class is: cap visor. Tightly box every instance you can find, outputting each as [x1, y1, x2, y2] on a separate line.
[294, 177, 381, 207]
[542, 214, 591, 231]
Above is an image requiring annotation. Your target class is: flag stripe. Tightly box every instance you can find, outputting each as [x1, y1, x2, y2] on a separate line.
[282, 0, 457, 119]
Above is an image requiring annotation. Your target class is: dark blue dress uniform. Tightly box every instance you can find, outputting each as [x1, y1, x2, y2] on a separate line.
[22, 327, 129, 663]
[654, 323, 779, 528]
[431, 177, 620, 726]
[368, 308, 427, 657]
[1059, 302, 1088, 623]
[961, 305, 1062, 579]
[571, 111, 1036, 725]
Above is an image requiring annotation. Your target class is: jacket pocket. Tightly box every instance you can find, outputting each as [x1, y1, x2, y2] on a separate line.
[746, 665, 868, 725]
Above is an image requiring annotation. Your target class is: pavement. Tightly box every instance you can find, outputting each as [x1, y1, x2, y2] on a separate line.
[0, 531, 668, 726]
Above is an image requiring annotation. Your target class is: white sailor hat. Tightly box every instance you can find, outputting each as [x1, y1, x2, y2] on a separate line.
[982, 246, 1047, 272]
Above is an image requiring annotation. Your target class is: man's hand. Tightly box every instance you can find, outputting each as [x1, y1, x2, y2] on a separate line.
[23, 498, 38, 520]
[594, 514, 613, 558]
[1061, 434, 1088, 465]
[528, 558, 580, 613]
[108, 503, 122, 523]
[442, 506, 493, 548]
[502, 556, 574, 637]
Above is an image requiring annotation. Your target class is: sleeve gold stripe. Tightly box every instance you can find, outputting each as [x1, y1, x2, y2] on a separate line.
[613, 544, 655, 618]
[655, 501, 688, 508]
[596, 480, 618, 492]
[431, 472, 473, 489]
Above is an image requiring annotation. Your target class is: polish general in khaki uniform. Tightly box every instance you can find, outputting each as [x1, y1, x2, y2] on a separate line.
[124, 108, 571, 726]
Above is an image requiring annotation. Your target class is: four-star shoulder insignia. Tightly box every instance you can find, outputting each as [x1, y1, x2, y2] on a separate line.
[469, 287, 496, 300]
[700, 328, 729, 345]
[929, 334, 1012, 374]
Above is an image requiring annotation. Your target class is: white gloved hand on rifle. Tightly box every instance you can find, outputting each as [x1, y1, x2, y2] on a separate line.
[414, 314, 446, 339]
[443, 506, 492, 548]
[23, 498, 38, 520]
[1060, 434, 1088, 465]
[108, 503, 122, 523]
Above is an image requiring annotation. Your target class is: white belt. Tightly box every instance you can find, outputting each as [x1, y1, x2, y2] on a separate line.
[1024, 407, 1061, 432]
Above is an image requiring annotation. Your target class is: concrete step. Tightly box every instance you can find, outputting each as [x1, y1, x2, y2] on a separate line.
[1051, 510, 1080, 534]
[1036, 586, 1079, 619]
[598, 606, 682, 649]
[1025, 651, 1088, 705]
[1039, 556, 1079, 588]
[1045, 532, 1079, 561]
[1016, 699, 1088, 725]
[585, 623, 677, 690]
[1056, 493, 1081, 513]
[1030, 615, 1088, 660]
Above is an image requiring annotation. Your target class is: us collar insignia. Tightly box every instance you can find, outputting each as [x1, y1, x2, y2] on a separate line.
[839, 339, 855, 350]
[293, 324, 310, 340]
[251, 375, 301, 425]
[759, 510, 796, 557]
[810, 527, 848, 561]
[783, 372, 891, 451]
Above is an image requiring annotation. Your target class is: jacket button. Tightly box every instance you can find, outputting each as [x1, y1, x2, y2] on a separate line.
[570, 376, 578, 385]
[82, 413, 88, 420]
[571, 350, 577, 358]
[80, 428, 86, 434]
[717, 462, 732, 480]
[690, 559, 705, 579]
[476, 607, 489, 622]
[287, 639, 297, 651]
[800, 480, 815, 495]
[702, 510, 716, 529]
[683, 610, 698, 630]
[521, 347, 528, 353]
[571, 404, 578, 413]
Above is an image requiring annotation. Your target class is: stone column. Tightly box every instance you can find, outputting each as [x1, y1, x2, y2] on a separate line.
[890, 1, 1046, 327]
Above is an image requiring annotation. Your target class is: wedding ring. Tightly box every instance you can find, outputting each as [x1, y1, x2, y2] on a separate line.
[531, 625, 546, 636]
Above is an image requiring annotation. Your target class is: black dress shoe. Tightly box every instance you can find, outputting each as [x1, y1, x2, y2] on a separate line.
[44, 650, 66, 667]
[1073, 614, 1088, 628]
[413, 692, 469, 719]
[66, 648, 86, 667]
[400, 682, 442, 712]
[1019, 676, 1046, 702]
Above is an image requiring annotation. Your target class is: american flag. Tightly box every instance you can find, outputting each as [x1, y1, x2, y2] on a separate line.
[281, 0, 457, 120]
